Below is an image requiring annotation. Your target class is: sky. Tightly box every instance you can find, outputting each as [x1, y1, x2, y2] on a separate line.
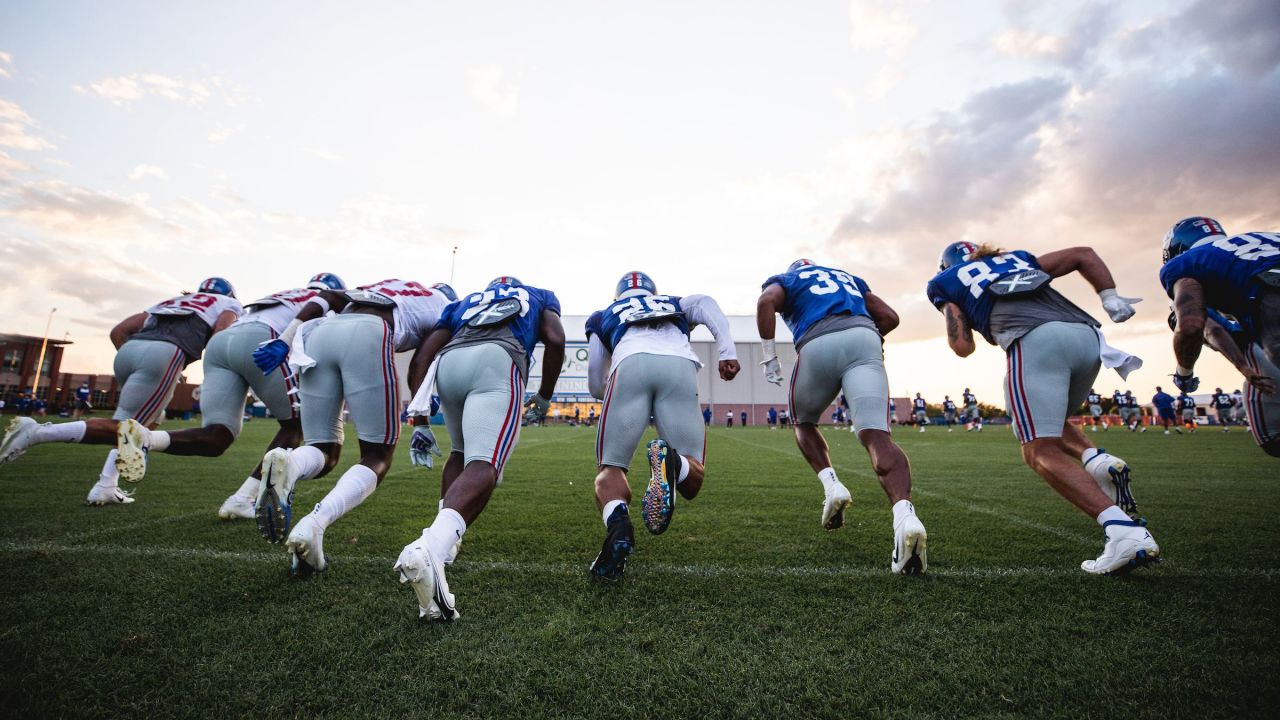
[1, 0, 1278, 402]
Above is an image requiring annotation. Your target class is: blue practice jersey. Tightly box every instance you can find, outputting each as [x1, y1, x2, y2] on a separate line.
[584, 294, 691, 353]
[437, 283, 561, 359]
[762, 265, 872, 345]
[943, 400, 956, 411]
[926, 250, 1044, 345]
[963, 391, 976, 405]
[1152, 392, 1176, 411]
[1159, 232, 1280, 337]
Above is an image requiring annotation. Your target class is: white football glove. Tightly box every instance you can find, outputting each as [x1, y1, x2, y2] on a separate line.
[760, 338, 784, 385]
[1099, 289, 1141, 323]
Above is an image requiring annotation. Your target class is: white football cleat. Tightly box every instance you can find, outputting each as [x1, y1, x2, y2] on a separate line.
[285, 514, 328, 577]
[256, 448, 299, 543]
[891, 514, 928, 574]
[87, 483, 135, 506]
[1084, 450, 1138, 516]
[394, 534, 459, 621]
[821, 481, 853, 531]
[1081, 520, 1160, 575]
[218, 495, 256, 520]
[0, 417, 38, 465]
[115, 419, 150, 483]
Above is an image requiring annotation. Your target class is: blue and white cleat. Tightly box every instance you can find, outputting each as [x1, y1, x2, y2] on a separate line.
[256, 448, 298, 543]
[285, 513, 328, 577]
[115, 419, 150, 483]
[0, 417, 38, 465]
[1081, 520, 1160, 576]
[641, 439, 676, 535]
[891, 513, 928, 575]
[1084, 449, 1139, 516]
[395, 534, 459, 621]
[589, 504, 635, 580]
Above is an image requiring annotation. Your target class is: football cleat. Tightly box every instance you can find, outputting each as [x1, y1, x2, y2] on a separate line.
[114, 419, 150, 483]
[255, 448, 298, 543]
[589, 504, 635, 581]
[821, 480, 853, 530]
[641, 439, 676, 535]
[0, 416, 38, 465]
[1081, 520, 1160, 576]
[1084, 450, 1139, 516]
[891, 513, 928, 575]
[395, 534, 459, 621]
[87, 483, 135, 506]
[217, 494, 256, 521]
[285, 514, 328, 577]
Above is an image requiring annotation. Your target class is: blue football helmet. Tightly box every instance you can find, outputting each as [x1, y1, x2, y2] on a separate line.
[1162, 217, 1225, 263]
[615, 271, 657, 300]
[787, 258, 816, 273]
[431, 282, 458, 301]
[487, 275, 521, 289]
[306, 272, 346, 292]
[938, 241, 979, 271]
[198, 277, 236, 298]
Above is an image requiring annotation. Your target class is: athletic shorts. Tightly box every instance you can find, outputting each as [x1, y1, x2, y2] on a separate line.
[789, 327, 889, 433]
[1181, 409, 1196, 421]
[113, 339, 186, 426]
[437, 342, 524, 473]
[596, 353, 703, 470]
[914, 410, 927, 423]
[1158, 408, 1175, 421]
[299, 314, 400, 446]
[1120, 408, 1138, 422]
[965, 404, 979, 420]
[944, 411, 955, 422]
[1089, 404, 1103, 417]
[201, 323, 298, 437]
[1244, 344, 1280, 447]
[1003, 321, 1100, 444]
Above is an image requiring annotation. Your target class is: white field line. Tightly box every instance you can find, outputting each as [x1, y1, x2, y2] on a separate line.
[60, 508, 210, 542]
[716, 432, 1097, 546]
[1, 540, 1276, 580]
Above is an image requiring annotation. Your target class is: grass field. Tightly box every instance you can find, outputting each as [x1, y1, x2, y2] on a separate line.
[1, 418, 1277, 719]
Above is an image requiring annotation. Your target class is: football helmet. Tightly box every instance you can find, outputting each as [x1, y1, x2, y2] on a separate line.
[787, 258, 816, 273]
[306, 273, 346, 292]
[615, 271, 657, 300]
[1162, 217, 1225, 263]
[430, 283, 458, 301]
[487, 276, 521, 289]
[937, 242, 978, 271]
[198, 277, 236, 298]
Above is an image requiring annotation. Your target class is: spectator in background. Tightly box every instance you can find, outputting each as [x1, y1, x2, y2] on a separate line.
[703, 406, 711, 426]
[767, 406, 777, 429]
[740, 410, 747, 427]
[725, 410, 733, 427]
[73, 382, 92, 420]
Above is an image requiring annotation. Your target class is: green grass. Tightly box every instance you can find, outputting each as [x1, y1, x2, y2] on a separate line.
[1, 419, 1277, 719]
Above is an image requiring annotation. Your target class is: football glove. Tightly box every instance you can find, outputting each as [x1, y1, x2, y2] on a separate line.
[409, 426, 443, 469]
[761, 356, 784, 386]
[252, 339, 290, 375]
[1171, 371, 1200, 393]
[1099, 289, 1141, 323]
[528, 394, 551, 415]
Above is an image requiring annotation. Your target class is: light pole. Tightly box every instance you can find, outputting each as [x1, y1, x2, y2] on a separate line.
[449, 246, 458, 285]
[31, 307, 57, 399]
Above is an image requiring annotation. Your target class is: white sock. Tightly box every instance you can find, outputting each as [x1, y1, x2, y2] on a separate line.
[1081, 448, 1100, 465]
[310, 464, 377, 529]
[95, 450, 120, 488]
[817, 467, 839, 489]
[892, 499, 915, 526]
[1096, 505, 1130, 527]
[234, 476, 260, 499]
[34, 421, 85, 444]
[148, 430, 170, 452]
[676, 455, 690, 483]
[602, 499, 626, 525]
[426, 508, 467, 561]
[288, 445, 326, 481]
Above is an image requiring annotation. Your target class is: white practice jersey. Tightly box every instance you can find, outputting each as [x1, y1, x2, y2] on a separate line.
[146, 292, 244, 328]
[351, 278, 449, 351]
[234, 287, 324, 334]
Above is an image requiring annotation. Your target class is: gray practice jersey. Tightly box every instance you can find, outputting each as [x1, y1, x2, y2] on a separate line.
[989, 287, 1098, 350]
[795, 313, 879, 351]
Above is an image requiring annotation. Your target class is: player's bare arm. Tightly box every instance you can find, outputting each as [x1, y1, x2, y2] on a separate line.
[109, 312, 148, 349]
[211, 309, 239, 334]
[1202, 316, 1276, 394]
[1172, 277, 1207, 373]
[407, 326, 454, 396]
[755, 283, 786, 385]
[864, 291, 899, 336]
[535, 308, 566, 400]
[1039, 246, 1142, 322]
[943, 303, 975, 357]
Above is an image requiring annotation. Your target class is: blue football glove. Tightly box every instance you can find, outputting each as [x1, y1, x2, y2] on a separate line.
[1171, 371, 1200, 393]
[252, 339, 290, 375]
[429, 394, 441, 417]
[409, 425, 443, 469]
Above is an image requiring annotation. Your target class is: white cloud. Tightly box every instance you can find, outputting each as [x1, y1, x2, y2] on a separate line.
[0, 99, 33, 124]
[207, 124, 243, 143]
[304, 147, 343, 163]
[74, 72, 247, 107]
[466, 65, 519, 116]
[128, 164, 167, 181]
[0, 51, 12, 78]
[848, 0, 919, 59]
[0, 121, 55, 151]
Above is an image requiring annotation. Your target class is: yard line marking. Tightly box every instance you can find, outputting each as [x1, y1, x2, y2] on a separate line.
[2, 540, 1276, 580]
[716, 432, 1096, 546]
[60, 508, 210, 542]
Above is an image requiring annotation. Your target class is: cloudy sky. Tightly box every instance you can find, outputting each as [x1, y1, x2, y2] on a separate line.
[2, 0, 1278, 401]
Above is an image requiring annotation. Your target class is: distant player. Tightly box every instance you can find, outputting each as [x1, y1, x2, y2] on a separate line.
[927, 241, 1155, 575]
[72, 382, 91, 420]
[1152, 387, 1179, 434]
[395, 276, 564, 620]
[911, 393, 928, 432]
[962, 388, 981, 431]
[759, 258, 928, 574]
[702, 406, 711, 426]
[767, 406, 778, 429]
[107, 274, 349, 521]
[741, 409, 748, 427]
[725, 410, 733, 427]
[1121, 391, 1142, 431]
[941, 396, 957, 431]
[1211, 388, 1233, 431]
[1177, 392, 1197, 432]
[1, 279, 243, 506]
[1161, 218, 1279, 456]
[888, 397, 896, 425]
[1085, 389, 1106, 432]
[570, 272, 738, 580]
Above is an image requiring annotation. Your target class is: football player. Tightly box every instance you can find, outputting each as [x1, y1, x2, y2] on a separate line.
[962, 388, 981, 431]
[1161, 218, 1279, 455]
[911, 393, 928, 432]
[1177, 391, 1197, 432]
[941, 396, 957, 431]
[108, 274, 349, 521]
[758, 258, 928, 575]
[1085, 389, 1106, 432]
[1121, 391, 1142, 431]
[574, 271, 739, 580]
[926, 241, 1155, 575]
[396, 276, 564, 620]
[1, 279, 243, 505]
[248, 278, 451, 576]
[1210, 387, 1233, 431]
[1152, 387, 1179, 434]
